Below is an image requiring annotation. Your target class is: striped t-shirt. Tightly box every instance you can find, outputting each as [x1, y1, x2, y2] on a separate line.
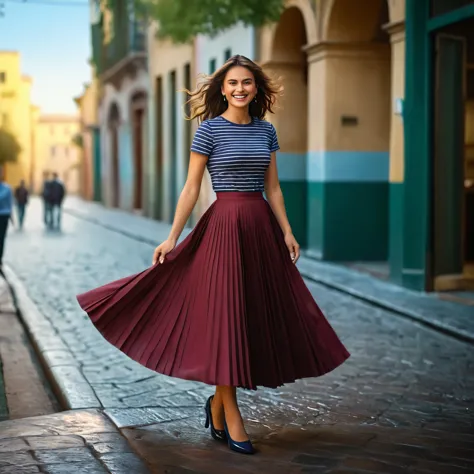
[190, 116, 280, 192]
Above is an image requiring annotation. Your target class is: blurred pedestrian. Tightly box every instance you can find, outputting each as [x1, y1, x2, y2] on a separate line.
[0, 167, 13, 269]
[49, 172, 65, 230]
[14, 179, 29, 230]
[42, 171, 53, 228]
[76, 55, 350, 455]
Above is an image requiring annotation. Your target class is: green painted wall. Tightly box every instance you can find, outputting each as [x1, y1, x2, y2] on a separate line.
[307, 182, 388, 261]
[280, 181, 307, 247]
[402, 0, 431, 291]
[389, 183, 404, 284]
[306, 182, 324, 258]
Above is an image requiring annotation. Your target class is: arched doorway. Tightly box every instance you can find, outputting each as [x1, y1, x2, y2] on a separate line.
[268, 6, 309, 246]
[107, 102, 120, 208]
[131, 91, 147, 212]
[317, 0, 391, 264]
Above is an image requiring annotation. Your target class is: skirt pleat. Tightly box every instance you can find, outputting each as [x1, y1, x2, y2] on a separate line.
[77, 192, 349, 389]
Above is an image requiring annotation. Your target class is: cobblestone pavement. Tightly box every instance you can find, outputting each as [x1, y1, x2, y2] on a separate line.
[0, 410, 150, 473]
[3, 198, 474, 473]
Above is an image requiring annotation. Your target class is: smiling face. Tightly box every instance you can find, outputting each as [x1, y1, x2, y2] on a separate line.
[221, 66, 258, 110]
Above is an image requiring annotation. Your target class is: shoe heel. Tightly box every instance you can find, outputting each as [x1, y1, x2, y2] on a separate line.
[204, 396, 226, 442]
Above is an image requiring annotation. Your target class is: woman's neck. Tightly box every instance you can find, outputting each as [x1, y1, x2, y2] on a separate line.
[221, 107, 251, 125]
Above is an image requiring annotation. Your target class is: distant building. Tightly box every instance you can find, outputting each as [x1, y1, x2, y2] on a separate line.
[0, 51, 38, 189]
[91, 0, 148, 212]
[74, 69, 101, 202]
[34, 115, 81, 194]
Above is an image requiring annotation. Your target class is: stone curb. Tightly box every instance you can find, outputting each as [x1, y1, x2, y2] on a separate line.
[63, 203, 474, 346]
[3, 265, 102, 411]
[298, 265, 474, 345]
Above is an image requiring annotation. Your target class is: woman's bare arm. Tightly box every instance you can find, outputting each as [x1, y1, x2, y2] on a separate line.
[264, 152, 300, 262]
[153, 152, 207, 264]
[168, 152, 208, 243]
[264, 152, 292, 236]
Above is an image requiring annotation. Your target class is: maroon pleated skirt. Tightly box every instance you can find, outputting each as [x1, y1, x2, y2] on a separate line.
[77, 192, 350, 389]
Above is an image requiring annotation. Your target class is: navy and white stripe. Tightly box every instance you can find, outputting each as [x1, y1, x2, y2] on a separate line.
[190, 116, 280, 192]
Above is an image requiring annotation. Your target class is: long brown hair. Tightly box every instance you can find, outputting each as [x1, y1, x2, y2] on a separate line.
[184, 55, 283, 123]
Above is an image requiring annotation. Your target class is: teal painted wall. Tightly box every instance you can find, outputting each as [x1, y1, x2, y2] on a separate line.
[389, 183, 404, 284]
[277, 152, 307, 247]
[118, 124, 133, 210]
[306, 182, 324, 258]
[306, 151, 389, 261]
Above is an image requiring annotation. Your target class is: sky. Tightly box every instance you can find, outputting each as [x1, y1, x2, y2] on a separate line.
[0, 0, 91, 115]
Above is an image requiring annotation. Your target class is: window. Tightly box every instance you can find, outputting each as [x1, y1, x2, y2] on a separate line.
[209, 58, 217, 74]
[50, 146, 56, 157]
[0, 72, 5, 83]
[224, 48, 232, 61]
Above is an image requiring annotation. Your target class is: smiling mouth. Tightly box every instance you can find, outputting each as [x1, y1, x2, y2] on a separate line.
[232, 95, 248, 99]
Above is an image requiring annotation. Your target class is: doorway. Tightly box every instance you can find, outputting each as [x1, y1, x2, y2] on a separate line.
[131, 92, 146, 212]
[432, 17, 474, 291]
[108, 103, 120, 208]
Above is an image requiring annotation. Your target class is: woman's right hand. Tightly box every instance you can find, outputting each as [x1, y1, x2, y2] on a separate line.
[152, 239, 176, 265]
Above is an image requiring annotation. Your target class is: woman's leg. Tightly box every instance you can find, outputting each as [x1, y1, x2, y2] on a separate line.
[211, 387, 225, 430]
[214, 386, 248, 442]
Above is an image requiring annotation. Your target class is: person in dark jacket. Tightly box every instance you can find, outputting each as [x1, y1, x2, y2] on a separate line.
[42, 171, 53, 228]
[14, 179, 29, 230]
[50, 172, 65, 230]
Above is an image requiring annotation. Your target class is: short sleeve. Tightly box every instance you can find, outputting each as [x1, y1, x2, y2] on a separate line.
[191, 120, 214, 156]
[269, 124, 280, 153]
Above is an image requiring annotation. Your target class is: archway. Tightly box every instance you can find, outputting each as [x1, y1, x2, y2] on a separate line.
[107, 102, 120, 208]
[130, 91, 147, 212]
[268, 6, 309, 246]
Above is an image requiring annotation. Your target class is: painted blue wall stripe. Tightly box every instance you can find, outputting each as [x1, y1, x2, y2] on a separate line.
[307, 151, 389, 182]
[277, 152, 306, 182]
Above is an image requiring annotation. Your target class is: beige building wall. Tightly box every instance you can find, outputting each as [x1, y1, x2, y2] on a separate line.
[257, 0, 406, 175]
[147, 24, 194, 222]
[34, 115, 81, 194]
[75, 75, 99, 200]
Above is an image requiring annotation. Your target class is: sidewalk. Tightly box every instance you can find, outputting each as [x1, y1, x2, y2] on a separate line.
[0, 273, 150, 473]
[63, 197, 474, 344]
[0, 410, 150, 473]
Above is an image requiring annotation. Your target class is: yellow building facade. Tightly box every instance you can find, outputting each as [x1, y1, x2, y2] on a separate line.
[75, 75, 100, 201]
[34, 115, 81, 195]
[0, 51, 38, 189]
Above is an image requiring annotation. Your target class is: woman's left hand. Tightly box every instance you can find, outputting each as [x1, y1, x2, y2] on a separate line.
[284, 232, 300, 264]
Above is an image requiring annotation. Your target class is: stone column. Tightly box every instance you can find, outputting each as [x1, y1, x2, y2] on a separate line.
[305, 41, 391, 261]
[385, 21, 406, 283]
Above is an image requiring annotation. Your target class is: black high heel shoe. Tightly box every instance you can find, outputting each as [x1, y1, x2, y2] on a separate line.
[224, 421, 255, 455]
[204, 396, 227, 442]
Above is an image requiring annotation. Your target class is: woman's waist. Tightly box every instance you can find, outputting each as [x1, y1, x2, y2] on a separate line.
[215, 191, 264, 201]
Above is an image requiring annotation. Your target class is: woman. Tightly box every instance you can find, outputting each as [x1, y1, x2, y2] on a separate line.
[77, 55, 350, 455]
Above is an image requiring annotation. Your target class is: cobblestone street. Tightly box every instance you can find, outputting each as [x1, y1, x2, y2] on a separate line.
[1, 198, 473, 473]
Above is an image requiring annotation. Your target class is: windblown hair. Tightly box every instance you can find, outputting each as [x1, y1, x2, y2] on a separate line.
[184, 55, 283, 123]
